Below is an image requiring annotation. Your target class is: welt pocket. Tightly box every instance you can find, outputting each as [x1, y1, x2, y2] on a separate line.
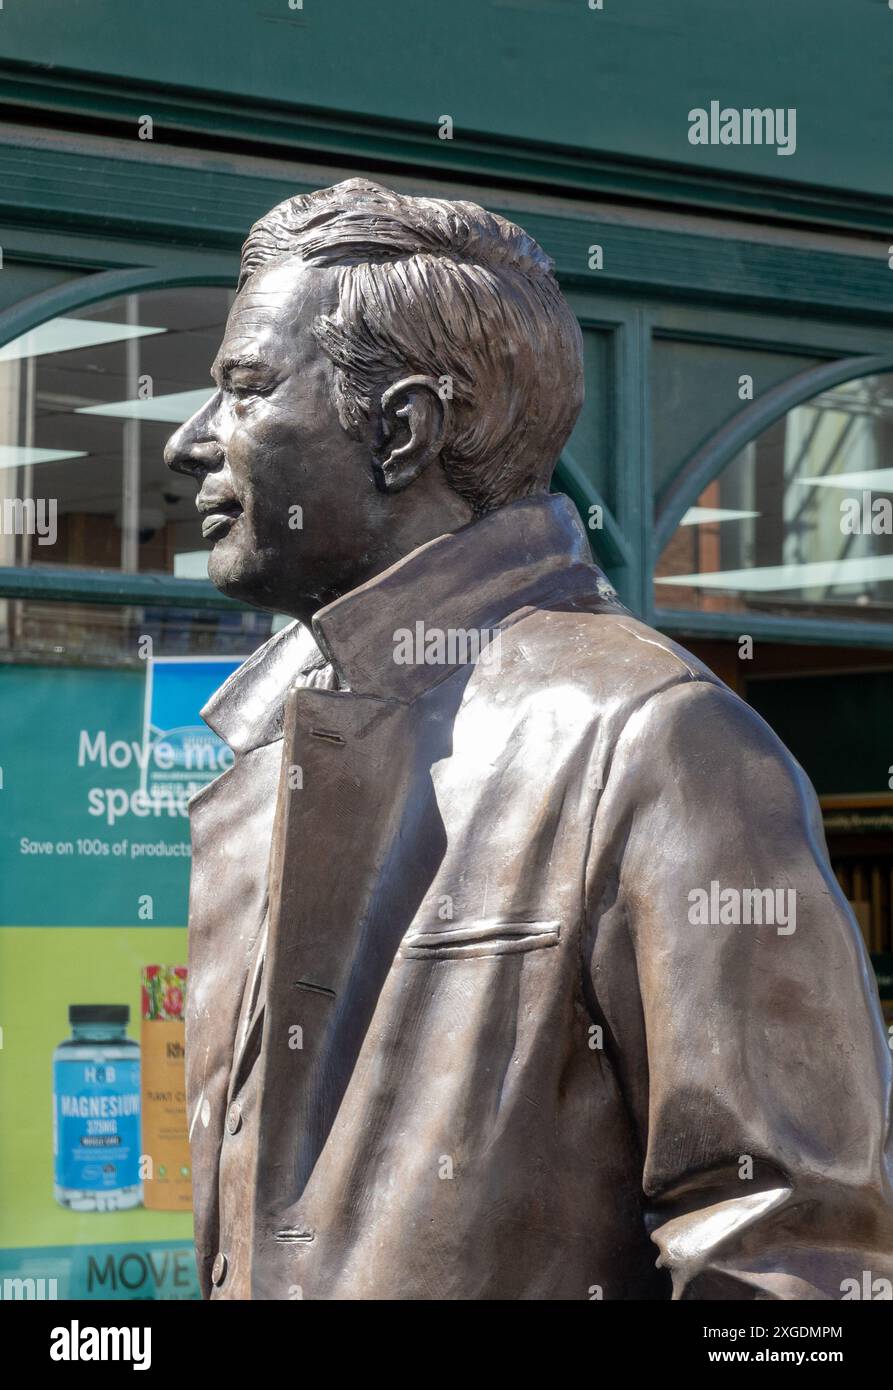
[401, 919, 560, 961]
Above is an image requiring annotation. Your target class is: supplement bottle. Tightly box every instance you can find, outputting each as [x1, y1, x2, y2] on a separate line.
[52, 1004, 142, 1211]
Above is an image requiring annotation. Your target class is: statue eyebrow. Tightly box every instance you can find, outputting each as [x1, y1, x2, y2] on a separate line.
[222, 353, 269, 374]
[212, 352, 271, 384]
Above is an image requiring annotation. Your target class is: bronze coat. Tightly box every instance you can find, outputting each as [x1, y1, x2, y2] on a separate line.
[186, 494, 893, 1300]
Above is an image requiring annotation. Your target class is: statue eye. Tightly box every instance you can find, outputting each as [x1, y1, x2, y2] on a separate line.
[230, 378, 270, 400]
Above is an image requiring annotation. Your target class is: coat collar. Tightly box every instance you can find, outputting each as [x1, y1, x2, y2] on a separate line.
[201, 619, 333, 754]
[313, 492, 611, 702]
[203, 493, 612, 748]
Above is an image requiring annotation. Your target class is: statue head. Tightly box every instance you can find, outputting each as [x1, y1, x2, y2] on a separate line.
[165, 178, 583, 618]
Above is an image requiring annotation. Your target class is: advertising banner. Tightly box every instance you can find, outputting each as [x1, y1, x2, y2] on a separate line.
[0, 656, 241, 1300]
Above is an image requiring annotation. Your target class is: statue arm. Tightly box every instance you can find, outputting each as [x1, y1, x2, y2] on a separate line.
[590, 677, 893, 1300]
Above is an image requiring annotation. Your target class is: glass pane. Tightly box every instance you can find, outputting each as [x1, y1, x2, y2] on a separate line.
[655, 371, 893, 623]
[0, 597, 277, 665]
[0, 287, 234, 578]
[651, 338, 818, 494]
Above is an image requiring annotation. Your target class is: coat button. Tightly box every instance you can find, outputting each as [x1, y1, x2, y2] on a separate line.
[211, 1252, 228, 1287]
[226, 1102, 242, 1135]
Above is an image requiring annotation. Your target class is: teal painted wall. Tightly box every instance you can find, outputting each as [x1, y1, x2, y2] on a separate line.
[0, 0, 890, 199]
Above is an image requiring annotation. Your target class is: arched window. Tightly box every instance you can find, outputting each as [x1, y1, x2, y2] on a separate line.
[0, 286, 233, 579]
[0, 284, 283, 661]
[655, 370, 893, 626]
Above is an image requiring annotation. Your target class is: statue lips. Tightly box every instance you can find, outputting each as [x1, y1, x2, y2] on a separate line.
[198, 493, 243, 542]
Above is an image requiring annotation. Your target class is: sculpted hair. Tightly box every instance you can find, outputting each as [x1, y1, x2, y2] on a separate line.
[238, 179, 584, 513]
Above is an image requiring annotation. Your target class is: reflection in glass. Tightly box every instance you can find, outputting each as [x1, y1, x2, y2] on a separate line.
[655, 373, 893, 622]
[0, 598, 277, 667]
[0, 288, 233, 581]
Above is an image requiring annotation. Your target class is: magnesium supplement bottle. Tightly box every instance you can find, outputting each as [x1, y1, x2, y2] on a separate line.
[52, 1004, 142, 1211]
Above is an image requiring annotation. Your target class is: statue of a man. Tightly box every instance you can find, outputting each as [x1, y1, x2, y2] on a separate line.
[166, 178, 893, 1301]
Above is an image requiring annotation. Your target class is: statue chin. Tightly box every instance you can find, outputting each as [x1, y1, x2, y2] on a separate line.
[207, 544, 262, 604]
[208, 547, 301, 616]
[206, 544, 239, 595]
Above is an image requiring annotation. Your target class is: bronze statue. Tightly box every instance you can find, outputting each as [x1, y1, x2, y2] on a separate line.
[165, 179, 893, 1300]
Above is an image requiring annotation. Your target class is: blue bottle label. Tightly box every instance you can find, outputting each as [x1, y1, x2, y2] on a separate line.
[53, 1058, 141, 1191]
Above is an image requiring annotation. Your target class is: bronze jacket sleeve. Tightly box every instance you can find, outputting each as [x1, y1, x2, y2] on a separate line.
[587, 677, 893, 1300]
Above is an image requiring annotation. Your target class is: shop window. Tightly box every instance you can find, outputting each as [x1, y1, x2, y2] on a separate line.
[655, 371, 893, 624]
[0, 287, 234, 580]
[651, 338, 818, 494]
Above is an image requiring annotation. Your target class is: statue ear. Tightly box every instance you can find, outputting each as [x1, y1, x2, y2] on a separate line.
[373, 375, 451, 493]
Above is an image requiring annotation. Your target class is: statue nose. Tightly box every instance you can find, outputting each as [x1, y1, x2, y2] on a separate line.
[164, 432, 224, 479]
[164, 390, 223, 477]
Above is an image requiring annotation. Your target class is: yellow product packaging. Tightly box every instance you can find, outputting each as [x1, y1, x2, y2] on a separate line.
[140, 965, 192, 1211]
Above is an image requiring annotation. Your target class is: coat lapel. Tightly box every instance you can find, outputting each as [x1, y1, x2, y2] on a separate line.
[185, 619, 338, 1290]
[185, 741, 282, 1288]
[252, 683, 452, 1290]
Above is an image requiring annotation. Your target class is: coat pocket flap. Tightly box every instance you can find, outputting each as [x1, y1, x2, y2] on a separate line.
[401, 918, 560, 960]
